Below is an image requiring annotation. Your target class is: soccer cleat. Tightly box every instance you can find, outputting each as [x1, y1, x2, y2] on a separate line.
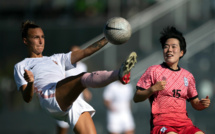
[119, 52, 137, 84]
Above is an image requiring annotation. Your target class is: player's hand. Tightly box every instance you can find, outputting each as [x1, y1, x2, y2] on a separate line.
[24, 69, 34, 83]
[151, 81, 166, 92]
[200, 96, 210, 108]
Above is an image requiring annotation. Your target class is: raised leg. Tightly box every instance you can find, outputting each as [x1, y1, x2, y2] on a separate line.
[56, 52, 137, 111]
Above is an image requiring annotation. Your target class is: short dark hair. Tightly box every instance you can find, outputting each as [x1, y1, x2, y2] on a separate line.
[21, 20, 40, 38]
[159, 26, 186, 58]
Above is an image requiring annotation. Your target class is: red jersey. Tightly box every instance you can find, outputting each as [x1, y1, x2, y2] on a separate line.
[136, 63, 198, 127]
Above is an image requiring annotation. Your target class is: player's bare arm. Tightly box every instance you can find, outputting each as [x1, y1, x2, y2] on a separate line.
[133, 88, 153, 103]
[82, 89, 92, 102]
[190, 96, 210, 111]
[104, 100, 115, 111]
[70, 37, 108, 64]
[133, 81, 166, 103]
[20, 69, 35, 103]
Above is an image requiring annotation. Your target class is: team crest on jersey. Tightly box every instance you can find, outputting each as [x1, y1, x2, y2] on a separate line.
[160, 127, 167, 133]
[52, 60, 58, 65]
[184, 77, 188, 86]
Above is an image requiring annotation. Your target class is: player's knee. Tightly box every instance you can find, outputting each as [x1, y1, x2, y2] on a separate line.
[195, 131, 204, 134]
[167, 132, 178, 134]
[74, 112, 96, 134]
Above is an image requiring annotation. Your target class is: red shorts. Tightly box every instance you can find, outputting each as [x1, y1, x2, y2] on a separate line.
[151, 125, 204, 134]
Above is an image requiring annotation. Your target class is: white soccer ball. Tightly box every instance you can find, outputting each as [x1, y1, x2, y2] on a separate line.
[104, 17, 132, 45]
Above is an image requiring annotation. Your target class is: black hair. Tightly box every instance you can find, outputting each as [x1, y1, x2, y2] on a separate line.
[21, 20, 40, 38]
[160, 26, 186, 58]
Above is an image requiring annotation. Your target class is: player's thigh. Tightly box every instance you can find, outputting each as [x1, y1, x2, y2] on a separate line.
[56, 73, 85, 111]
[56, 126, 69, 134]
[195, 132, 204, 134]
[74, 112, 97, 134]
[167, 132, 177, 134]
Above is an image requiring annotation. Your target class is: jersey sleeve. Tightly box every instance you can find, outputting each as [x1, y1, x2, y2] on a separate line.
[52, 52, 76, 71]
[187, 73, 198, 100]
[64, 51, 75, 70]
[14, 64, 27, 91]
[136, 67, 153, 90]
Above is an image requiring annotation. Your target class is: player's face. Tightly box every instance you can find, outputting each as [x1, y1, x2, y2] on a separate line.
[163, 38, 183, 68]
[24, 28, 45, 57]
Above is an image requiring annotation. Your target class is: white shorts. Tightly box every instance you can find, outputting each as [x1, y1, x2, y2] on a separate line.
[36, 83, 95, 129]
[107, 111, 135, 133]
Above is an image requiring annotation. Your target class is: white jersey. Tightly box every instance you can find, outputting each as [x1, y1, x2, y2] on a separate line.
[103, 81, 133, 112]
[14, 52, 95, 128]
[14, 52, 75, 91]
[103, 81, 135, 133]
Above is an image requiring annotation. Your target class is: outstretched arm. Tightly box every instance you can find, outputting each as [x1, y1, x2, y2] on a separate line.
[190, 96, 210, 111]
[20, 69, 35, 103]
[133, 80, 166, 103]
[70, 37, 108, 64]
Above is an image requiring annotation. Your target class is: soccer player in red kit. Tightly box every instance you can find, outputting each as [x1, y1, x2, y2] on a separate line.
[133, 26, 210, 134]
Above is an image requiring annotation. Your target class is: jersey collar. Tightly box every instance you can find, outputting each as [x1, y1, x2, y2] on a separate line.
[162, 62, 181, 71]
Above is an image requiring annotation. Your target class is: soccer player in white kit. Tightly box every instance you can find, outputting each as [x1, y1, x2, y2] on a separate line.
[103, 81, 135, 134]
[14, 20, 137, 134]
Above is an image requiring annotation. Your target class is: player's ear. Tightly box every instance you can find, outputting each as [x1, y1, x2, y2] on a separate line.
[23, 38, 28, 46]
[180, 50, 184, 57]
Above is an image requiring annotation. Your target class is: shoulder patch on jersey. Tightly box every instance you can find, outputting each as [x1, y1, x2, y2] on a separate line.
[184, 77, 188, 87]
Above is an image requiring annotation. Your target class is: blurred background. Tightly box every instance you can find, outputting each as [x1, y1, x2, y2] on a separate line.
[0, 0, 215, 133]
